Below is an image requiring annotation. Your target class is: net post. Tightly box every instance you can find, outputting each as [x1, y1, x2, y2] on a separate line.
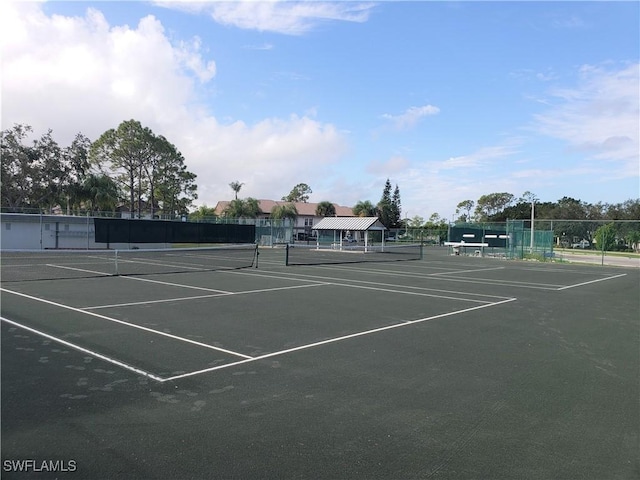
[114, 249, 119, 276]
[254, 244, 259, 268]
[285, 244, 290, 266]
[419, 242, 424, 260]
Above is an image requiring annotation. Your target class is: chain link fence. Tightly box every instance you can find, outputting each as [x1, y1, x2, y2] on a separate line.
[2, 211, 637, 263]
[0, 213, 294, 250]
[445, 220, 639, 262]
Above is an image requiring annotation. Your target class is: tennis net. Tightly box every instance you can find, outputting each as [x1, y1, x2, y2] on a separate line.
[285, 243, 423, 266]
[0, 244, 258, 282]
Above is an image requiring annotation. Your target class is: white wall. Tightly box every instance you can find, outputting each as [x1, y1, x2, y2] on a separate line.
[1, 214, 168, 250]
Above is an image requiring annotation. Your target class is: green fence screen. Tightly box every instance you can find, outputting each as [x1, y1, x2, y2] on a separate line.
[506, 220, 554, 260]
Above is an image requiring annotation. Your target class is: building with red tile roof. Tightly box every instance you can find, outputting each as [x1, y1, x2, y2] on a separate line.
[213, 199, 355, 239]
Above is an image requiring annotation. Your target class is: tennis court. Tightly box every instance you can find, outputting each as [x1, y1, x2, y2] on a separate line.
[2, 245, 638, 479]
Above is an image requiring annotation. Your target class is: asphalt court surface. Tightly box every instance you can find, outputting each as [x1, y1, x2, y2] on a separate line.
[2, 250, 632, 382]
[1, 246, 638, 479]
[2, 262, 520, 381]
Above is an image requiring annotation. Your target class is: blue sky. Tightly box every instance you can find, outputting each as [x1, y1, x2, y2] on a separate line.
[2, 1, 638, 221]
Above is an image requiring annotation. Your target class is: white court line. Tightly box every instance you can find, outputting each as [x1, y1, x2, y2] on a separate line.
[437, 275, 564, 289]
[116, 257, 206, 271]
[557, 273, 628, 290]
[428, 266, 505, 276]
[84, 283, 328, 310]
[0, 287, 253, 360]
[307, 263, 565, 290]
[119, 275, 233, 294]
[511, 266, 615, 274]
[46, 264, 112, 276]
[337, 282, 493, 303]
[85, 292, 234, 310]
[117, 254, 255, 272]
[1, 316, 165, 382]
[253, 269, 514, 301]
[160, 297, 518, 382]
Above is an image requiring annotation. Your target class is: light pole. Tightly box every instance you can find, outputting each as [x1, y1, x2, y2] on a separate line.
[522, 191, 537, 255]
[530, 199, 535, 254]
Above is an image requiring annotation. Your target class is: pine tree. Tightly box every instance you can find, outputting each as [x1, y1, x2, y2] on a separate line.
[391, 184, 402, 227]
[377, 179, 393, 228]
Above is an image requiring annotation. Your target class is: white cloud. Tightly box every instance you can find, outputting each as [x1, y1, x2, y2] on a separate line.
[366, 155, 410, 175]
[181, 114, 348, 203]
[381, 104, 440, 130]
[1, 3, 205, 140]
[1, 2, 348, 207]
[242, 43, 274, 51]
[550, 14, 588, 29]
[439, 144, 520, 170]
[154, 1, 376, 35]
[3, 3, 635, 223]
[533, 63, 639, 174]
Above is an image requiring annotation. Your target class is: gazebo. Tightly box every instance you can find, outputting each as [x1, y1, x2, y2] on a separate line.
[311, 217, 388, 251]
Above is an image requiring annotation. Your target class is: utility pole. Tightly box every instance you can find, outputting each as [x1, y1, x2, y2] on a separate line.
[530, 200, 535, 254]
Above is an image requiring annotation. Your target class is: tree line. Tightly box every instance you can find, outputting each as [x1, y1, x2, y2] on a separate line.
[353, 179, 403, 229]
[437, 193, 640, 252]
[192, 180, 404, 229]
[454, 192, 640, 224]
[1, 121, 197, 218]
[4, 121, 635, 245]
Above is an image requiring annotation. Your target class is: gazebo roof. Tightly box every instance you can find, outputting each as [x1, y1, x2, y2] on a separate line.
[312, 217, 386, 231]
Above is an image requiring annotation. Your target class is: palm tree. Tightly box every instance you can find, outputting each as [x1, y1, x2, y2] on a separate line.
[315, 201, 336, 217]
[223, 197, 261, 218]
[83, 174, 119, 213]
[353, 200, 376, 217]
[189, 205, 217, 222]
[229, 181, 244, 199]
[270, 203, 298, 222]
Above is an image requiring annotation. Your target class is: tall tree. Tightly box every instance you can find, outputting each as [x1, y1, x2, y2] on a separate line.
[519, 191, 537, 204]
[153, 149, 197, 217]
[90, 120, 150, 217]
[391, 184, 402, 227]
[229, 181, 244, 200]
[550, 197, 590, 241]
[1, 124, 36, 210]
[0, 124, 85, 212]
[143, 133, 167, 217]
[551, 197, 587, 219]
[60, 133, 92, 214]
[282, 183, 312, 203]
[315, 201, 336, 217]
[30, 129, 66, 210]
[455, 199, 475, 223]
[90, 120, 196, 218]
[377, 179, 394, 228]
[147, 135, 197, 217]
[474, 192, 514, 221]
